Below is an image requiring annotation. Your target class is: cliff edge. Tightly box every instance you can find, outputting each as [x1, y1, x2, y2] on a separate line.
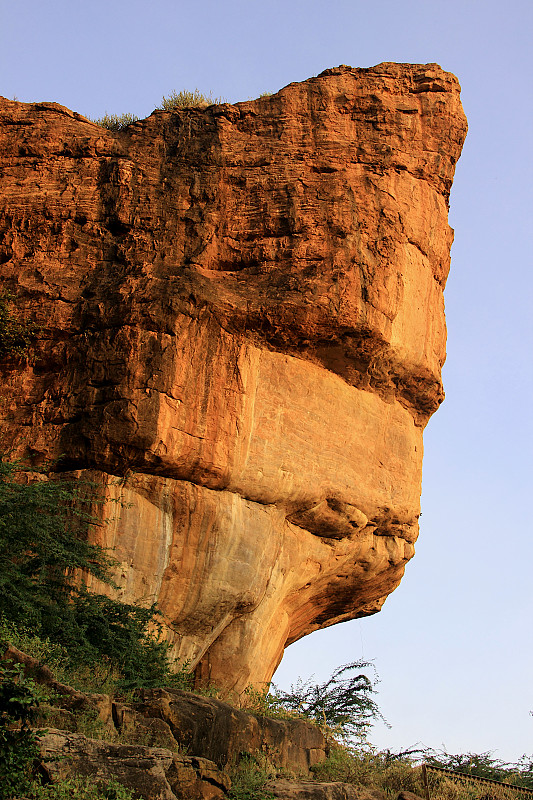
[0, 63, 467, 692]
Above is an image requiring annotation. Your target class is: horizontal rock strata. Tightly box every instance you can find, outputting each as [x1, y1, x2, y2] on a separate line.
[0, 63, 466, 690]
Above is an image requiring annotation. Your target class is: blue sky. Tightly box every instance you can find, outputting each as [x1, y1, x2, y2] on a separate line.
[2, 0, 532, 762]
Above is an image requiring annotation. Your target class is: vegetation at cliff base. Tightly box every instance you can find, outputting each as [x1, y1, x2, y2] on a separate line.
[0, 456, 187, 691]
[0, 661, 42, 799]
[310, 745, 533, 798]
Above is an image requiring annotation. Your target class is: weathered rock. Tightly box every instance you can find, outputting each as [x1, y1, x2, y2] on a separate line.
[128, 687, 326, 775]
[0, 63, 466, 692]
[39, 729, 230, 800]
[266, 779, 387, 799]
[7, 643, 328, 778]
[396, 793, 425, 800]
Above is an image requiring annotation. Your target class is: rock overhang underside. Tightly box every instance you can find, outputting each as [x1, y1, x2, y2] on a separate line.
[0, 62, 466, 692]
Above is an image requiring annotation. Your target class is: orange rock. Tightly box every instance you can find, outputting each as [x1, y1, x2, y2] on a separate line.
[0, 63, 466, 692]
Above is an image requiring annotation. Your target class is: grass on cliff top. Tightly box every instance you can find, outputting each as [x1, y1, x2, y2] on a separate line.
[157, 88, 226, 110]
[92, 88, 227, 130]
[91, 88, 274, 130]
[90, 112, 139, 131]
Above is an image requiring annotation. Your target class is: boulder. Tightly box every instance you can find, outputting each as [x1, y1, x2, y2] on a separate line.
[128, 687, 326, 775]
[39, 729, 230, 800]
[266, 778, 388, 799]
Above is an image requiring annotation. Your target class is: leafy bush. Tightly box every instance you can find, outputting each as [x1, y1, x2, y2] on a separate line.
[424, 749, 533, 790]
[0, 662, 42, 799]
[271, 661, 386, 743]
[0, 659, 133, 800]
[92, 113, 139, 131]
[238, 684, 300, 720]
[228, 753, 275, 800]
[158, 89, 225, 110]
[0, 292, 39, 358]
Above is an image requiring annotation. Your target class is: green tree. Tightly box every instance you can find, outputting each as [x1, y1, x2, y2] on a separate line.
[0, 456, 180, 688]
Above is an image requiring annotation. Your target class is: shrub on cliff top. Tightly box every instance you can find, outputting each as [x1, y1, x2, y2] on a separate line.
[158, 88, 225, 110]
[92, 112, 139, 131]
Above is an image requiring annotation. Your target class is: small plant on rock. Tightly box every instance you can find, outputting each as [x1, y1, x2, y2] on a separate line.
[228, 753, 275, 800]
[158, 88, 225, 110]
[92, 113, 139, 131]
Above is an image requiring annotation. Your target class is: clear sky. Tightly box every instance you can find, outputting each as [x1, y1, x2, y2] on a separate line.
[2, 0, 532, 763]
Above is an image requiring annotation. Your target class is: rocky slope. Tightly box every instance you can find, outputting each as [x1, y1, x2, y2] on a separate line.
[4, 644, 423, 800]
[0, 63, 466, 692]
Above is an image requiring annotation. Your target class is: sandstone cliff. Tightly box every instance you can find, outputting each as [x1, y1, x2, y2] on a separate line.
[0, 63, 466, 692]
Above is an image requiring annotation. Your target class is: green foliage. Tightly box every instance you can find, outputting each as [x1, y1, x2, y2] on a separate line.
[92, 113, 139, 130]
[158, 88, 225, 110]
[424, 749, 533, 790]
[272, 660, 386, 743]
[228, 753, 275, 800]
[0, 661, 42, 800]
[24, 777, 135, 800]
[0, 292, 39, 358]
[311, 745, 533, 799]
[0, 458, 115, 618]
[238, 684, 299, 720]
[0, 456, 191, 691]
[311, 745, 424, 795]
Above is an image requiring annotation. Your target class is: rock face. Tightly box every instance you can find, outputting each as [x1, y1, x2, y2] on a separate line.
[0, 63, 466, 692]
[39, 730, 230, 800]
[266, 781, 389, 799]
[127, 688, 327, 775]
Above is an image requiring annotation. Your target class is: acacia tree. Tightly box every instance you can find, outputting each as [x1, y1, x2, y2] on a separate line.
[273, 660, 387, 742]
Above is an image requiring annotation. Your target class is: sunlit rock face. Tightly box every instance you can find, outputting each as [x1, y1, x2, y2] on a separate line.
[0, 63, 466, 693]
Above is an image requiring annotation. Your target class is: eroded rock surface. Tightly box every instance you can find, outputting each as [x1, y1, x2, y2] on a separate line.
[128, 688, 326, 775]
[0, 63, 466, 691]
[39, 729, 229, 800]
[266, 781, 389, 799]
